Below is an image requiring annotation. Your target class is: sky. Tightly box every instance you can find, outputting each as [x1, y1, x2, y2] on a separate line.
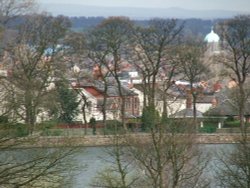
[38, 0, 250, 12]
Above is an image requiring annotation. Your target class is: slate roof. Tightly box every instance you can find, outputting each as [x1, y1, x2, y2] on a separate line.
[78, 79, 137, 97]
[196, 95, 215, 103]
[205, 88, 250, 116]
[170, 108, 203, 118]
[205, 100, 250, 116]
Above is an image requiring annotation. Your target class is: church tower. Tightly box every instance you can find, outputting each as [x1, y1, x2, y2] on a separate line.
[204, 27, 222, 81]
[204, 27, 220, 55]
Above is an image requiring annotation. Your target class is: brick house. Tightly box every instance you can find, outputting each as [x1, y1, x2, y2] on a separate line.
[72, 80, 140, 122]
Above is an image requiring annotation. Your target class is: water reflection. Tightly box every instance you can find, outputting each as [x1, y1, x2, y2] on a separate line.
[1, 144, 235, 187]
[71, 144, 235, 188]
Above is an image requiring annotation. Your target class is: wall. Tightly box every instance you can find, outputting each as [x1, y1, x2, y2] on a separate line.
[16, 133, 248, 148]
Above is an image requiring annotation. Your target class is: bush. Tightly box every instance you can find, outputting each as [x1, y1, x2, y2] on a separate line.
[169, 119, 196, 133]
[4, 123, 30, 137]
[141, 106, 160, 131]
[199, 122, 217, 133]
[41, 129, 63, 136]
[224, 120, 240, 128]
[0, 122, 29, 137]
[15, 124, 29, 137]
[0, 116, 8, 124]
[38, 120, 58, 130]
[104, 120, 124, 134]
[35, 120, 63, 136]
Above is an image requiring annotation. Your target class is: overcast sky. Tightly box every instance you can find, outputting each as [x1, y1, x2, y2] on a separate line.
[38, 0, 250, 12]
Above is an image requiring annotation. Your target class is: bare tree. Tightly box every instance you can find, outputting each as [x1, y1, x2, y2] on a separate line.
[2, 13, 70, 133]
[214, 15, 250, 187]
[0, 0, 36, 25]
[64, 31, 93, 134]
[159, 47, 182, 118]
[91, 132, 139, 188]
[177, 40, 208, 123]
[218, 15, 250, 134]
[215, 140, 250, 188]
[131, 18, 183, 110]
[87, 17, 134, 130]
[126, 120, 209, 188]
[87, 28, 111, 132]
[0, 131, 78, 187]
[64, 31, 86, 68]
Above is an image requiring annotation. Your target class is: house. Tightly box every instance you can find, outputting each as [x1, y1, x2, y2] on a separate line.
[205, 88, 250, 122]
[72, 80, 140, 123]
[132, 83, 187, 116]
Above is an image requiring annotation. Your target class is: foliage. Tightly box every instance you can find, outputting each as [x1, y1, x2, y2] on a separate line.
[0, 123, 29, 137]
[141, 106, 160, 131]
[15, 124, 29, 137]
[36, 120, 62, 136]
[37, 119, 58, 129]
[224, 120, 241, 128]
[0, 116, 8, 124]
[105, 120, 124, 134]
[41, 128, 63, 136]
[162, 118, 196, 133]
[199, 122, 217, 133]
[56, 83, 80, 123]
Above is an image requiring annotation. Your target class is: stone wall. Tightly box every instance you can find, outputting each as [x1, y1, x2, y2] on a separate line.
[17, 133, 249, 148]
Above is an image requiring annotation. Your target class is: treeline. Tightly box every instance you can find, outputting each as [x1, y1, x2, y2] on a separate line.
[6, 15, 224, 36]
[70, 16, 224, 36]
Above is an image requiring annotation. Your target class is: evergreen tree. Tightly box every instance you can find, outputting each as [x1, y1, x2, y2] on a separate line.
[56, 83, 80, 123]
[141, 105, 160, 131]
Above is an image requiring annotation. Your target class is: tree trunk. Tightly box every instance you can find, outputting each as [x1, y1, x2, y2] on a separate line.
[102, 81, 108, 134]
[239, 84, 246, 139]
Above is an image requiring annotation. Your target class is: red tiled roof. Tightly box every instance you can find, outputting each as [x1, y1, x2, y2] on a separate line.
[84, 86, 103, 98]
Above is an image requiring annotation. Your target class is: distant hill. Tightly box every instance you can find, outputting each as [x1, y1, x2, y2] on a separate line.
[40, 3, 248, 19]
[70, 17, 224, 37]
[4, 14, 224, 38]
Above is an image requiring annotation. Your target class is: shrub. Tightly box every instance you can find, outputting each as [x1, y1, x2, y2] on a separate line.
[141, 106, 160, 131]
[199, 122, 217, 133]
[0, 116, 8, 124]
[41, 129, 63, 136]
[224, 120, 240, 128]
[12, 123, 29, 137]
[104, 120, 124, 134]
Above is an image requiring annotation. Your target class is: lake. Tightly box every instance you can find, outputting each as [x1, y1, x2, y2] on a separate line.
[69, 144, 234, 188]
[1, 144, 235, 187]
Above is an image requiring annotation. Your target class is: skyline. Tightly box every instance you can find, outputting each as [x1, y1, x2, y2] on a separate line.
[38, 0, 250, 12]
[37, 0, 250, 19]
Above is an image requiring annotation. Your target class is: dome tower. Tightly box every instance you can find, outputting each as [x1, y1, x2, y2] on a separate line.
[204, 27, 220, 54]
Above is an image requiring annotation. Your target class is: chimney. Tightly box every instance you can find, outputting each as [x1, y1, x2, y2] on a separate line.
[186, 94, 192, 109]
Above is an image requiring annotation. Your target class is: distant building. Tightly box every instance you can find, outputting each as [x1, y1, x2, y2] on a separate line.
[204, 27, 220, 54]
[72, 80, 140, 122]
[204, 27, 222, 81]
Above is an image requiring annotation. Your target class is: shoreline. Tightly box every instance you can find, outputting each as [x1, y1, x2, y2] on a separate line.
[6, 133, 248, 148]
